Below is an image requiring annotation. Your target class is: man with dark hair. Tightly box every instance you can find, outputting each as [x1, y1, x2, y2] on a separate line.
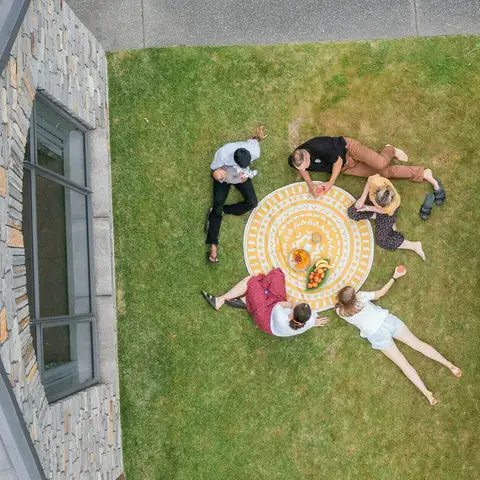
[205, 125, 267, 263]
[288, 136, 445, 204]
[201, 268, 328, 337]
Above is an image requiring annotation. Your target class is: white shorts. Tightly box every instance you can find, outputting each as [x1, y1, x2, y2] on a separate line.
[367, 314, 405, 350]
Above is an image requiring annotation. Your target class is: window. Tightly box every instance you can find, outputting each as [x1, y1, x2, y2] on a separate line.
[23, 96, 98, 402]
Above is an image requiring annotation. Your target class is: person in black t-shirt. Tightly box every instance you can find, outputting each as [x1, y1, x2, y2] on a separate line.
[288, 136, 444, 202]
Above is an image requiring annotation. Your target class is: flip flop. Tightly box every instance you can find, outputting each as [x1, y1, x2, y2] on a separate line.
[434, 178, 446, 205]
[420, 193, 435, 221]
[201, 290, 218, 310]
[206, 252, 219, 264]
[225, 298, 247, 309]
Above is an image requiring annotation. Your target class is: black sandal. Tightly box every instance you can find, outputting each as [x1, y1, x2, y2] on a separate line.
[225, 298, 247, 309]
[201, 290, 218, 310]
[420, 193, 435, 220]
[434, 178, 446, 205]
[206, 252, 219, 264]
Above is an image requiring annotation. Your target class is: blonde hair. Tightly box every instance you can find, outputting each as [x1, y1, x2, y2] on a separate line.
[292, 149, 307, 169]
[374, 186, 395, 208]
[336, 286, 362, 317]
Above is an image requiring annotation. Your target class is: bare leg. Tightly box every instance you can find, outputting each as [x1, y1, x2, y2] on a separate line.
[394, 325, 462, 377]
[209, 244, 217, 262]
[381, 342, 438, 405]
[215, 276, 252, 309]
[423, 168, 440, 190]
[398, 239, 425, 261]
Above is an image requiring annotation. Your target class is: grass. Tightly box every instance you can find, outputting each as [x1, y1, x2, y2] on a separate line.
[108, 36, 480, 480]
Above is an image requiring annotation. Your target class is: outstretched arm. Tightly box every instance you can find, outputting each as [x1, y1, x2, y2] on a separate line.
[318, 157, 343, 194]
[374, 266, 407, 300]
[298, 169, 317, 197]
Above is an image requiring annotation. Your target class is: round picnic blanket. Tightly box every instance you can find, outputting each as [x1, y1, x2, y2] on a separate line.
[243, 182, 374, 312]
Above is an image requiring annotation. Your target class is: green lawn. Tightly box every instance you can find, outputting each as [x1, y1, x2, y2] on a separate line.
[108, 36, 480, 480]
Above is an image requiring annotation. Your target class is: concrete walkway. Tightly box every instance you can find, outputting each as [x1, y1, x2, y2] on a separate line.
[68, 0, 480, 51]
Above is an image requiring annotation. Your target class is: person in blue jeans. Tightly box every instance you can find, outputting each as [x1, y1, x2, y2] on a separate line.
[335, 266, 462, 405]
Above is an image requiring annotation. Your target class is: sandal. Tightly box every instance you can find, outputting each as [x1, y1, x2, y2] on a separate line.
[420, 193, 435, 220]
[225, 298, 247, 309]
[434, 178, 446, 205]
[206, 252, 219, 264]
[201, 290, 218, 310]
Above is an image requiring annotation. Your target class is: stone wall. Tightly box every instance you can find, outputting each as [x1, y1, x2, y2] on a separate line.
[0, 0, 123, 478]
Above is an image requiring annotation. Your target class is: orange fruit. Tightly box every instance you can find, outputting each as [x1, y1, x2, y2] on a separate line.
[313, 275, 320, 283]
[309, 273, 314, 280]
[312, 282, 318, 288]
[307, 283, 313, 289]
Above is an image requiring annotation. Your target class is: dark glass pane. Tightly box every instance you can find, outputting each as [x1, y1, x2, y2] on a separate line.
[36, 175, 69, 317]
[37, 138, 64, 176]
[35, 100, 86, 186]
[42, 322, 94, 401]
[22, 169, 36, 317]
[35, 176, 92, 317]
[43, 324, 71, 369]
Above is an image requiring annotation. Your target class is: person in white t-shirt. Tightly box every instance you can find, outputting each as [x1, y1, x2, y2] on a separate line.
[335, 266, 462, 406]
[201, 268, 328, 336]
[205, 125, 266, 264]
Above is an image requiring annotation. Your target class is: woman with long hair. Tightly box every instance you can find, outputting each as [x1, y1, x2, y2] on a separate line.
[348, 174, 426, 260]
[335, 266, 461, 405]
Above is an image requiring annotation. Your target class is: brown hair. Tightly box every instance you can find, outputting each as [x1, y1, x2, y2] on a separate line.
[289, 303, 312, 330]
[336, 286, 362, 317]
[374, 186, 395, 208]
[292, 149, 306, 169]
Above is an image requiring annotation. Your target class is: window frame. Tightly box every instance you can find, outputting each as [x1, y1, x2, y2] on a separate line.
[24, 93, 99, 403]
[0, 0, 30, 74]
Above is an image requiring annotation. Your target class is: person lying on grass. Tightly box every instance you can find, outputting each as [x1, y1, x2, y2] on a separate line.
[347, 174, 426, 260]
[205, 125, 267, 264]
[288, 137, 446, 205]
[201, 268, 328, 336]
[335, 266, 462, 406]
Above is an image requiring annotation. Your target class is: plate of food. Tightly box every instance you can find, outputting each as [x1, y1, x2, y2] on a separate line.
[288, 249, 311, 272]
[306, 259, 332, 290]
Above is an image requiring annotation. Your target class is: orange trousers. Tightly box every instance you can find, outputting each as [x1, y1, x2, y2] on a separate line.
[342, 138, 424, 182]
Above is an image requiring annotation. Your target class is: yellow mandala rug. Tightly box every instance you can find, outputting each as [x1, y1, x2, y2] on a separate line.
[243, 182, 374, 312]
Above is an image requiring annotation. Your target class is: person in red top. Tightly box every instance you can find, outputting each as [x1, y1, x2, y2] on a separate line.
[201, 268, 328, 336]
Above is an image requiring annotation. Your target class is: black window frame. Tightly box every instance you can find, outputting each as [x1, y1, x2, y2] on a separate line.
[0, 0, 30, 74]
[24, 93, 99, 403]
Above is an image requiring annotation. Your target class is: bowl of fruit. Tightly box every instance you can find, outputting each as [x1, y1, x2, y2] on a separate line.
[306, 259, 332, 290]
[288, 249, 311, 272]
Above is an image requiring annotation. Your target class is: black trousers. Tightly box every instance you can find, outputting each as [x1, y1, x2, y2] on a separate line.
[206, 179, 258, 245]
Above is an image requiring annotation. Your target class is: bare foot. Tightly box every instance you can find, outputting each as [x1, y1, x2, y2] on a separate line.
[215, 296, 225, 310]
[412, 241, 426, 261]
[449, 365, 462, 378]
[209, 245, 218, 263]
[426, 391, 439, 406]
[423, 168, 439, 190]
[387, 144, 408, 162]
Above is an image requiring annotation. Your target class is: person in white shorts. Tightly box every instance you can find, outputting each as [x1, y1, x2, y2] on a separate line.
[335, 266, 462, 405]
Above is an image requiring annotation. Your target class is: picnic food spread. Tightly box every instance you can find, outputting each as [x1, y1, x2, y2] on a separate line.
[306, 259, 332, 290]
[289, 249, 311, 271]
